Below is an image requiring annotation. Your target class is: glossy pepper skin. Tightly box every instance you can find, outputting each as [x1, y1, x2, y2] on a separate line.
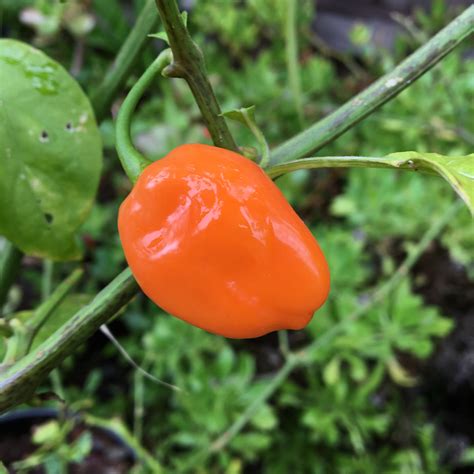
[118, 144, 330, 338]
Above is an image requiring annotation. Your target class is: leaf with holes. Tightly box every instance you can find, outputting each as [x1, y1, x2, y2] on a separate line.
[0, 40, 102, 260]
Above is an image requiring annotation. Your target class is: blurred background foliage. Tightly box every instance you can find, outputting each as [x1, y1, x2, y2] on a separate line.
[0, 0, 473, 472]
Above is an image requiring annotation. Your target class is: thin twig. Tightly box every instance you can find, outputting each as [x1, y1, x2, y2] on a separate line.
[266, 153, 473, 213]
[70, 38, 85, 77]
[278, 330, 290, 357]
[240, 108, 270, 167]
[41, 260, 54, 302]
[0, 268, 138, 414]
[115, 49, 172, 183]
[154, 0, 238, 152]
[271, 6, 474, 164]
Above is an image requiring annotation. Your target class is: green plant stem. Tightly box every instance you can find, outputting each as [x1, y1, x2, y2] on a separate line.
[154, 0, 238, 152]
[204, 201, 459, 455]
[86, 414, 164, 473]
[0, 268, 138, 414]
[116, 49, 172, 183]
[41, 260, 54, 301]
[266, 155, 431, 179]
[90, 0, 159, 121]
[285, 0, 304, 127]
[0, 241, 23, 314]
[278, 330, 290, 357]
[133, 369, 145, 443]
[210, 355, 298, 453]
[266, 153, 473, 213]
[271, 5, 474, 164]
[241, 108, 270, 167]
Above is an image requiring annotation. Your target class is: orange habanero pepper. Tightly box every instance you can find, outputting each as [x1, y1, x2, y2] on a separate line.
[118, 144, 330, 338]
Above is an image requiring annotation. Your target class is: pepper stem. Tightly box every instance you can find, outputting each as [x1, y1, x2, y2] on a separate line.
[116, 49, 173, 183]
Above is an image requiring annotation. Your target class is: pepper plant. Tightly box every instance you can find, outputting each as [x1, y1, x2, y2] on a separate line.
[0, 0, 473, 434]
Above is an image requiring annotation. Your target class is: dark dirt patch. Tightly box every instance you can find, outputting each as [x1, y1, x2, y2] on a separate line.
[411, 242, 474, 470]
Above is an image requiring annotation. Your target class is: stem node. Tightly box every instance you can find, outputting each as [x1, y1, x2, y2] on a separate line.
[154, 0, 238, 151]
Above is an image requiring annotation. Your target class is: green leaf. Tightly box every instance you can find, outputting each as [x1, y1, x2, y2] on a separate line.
[323, 357, 341, 385]
[344, 354, 367, 382]
[250, 404, 277, 431]
[460, 447, 474, 464]
[149, 11, 188, 45]
[230, 433, 272, 460]
[0, 39, 102, 260]
[387, 152, 474, 214]
[221, 105, 270, 166]
[69, 432, 92, 462]
[387, 358, 418, 387]
[43, 456, 64, 474]
[148, 32, 169, 43]
[269, 152, 474, 213]
[32, 420, 61, 445]
[221, 105, 256, 125]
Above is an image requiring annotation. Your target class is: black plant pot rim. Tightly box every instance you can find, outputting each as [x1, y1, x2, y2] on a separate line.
[0, 407, 136, 462]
